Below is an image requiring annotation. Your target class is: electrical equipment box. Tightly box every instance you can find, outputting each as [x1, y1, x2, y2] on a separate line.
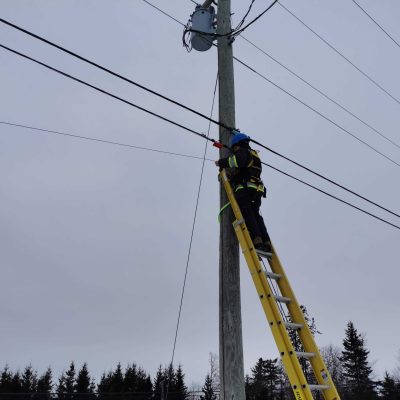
[191, 6, 216, 52]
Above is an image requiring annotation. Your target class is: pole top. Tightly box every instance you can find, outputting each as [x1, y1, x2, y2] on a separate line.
[201, 0, 214, 7]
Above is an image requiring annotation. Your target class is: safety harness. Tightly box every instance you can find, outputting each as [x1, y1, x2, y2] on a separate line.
[231, 149, 266, 196]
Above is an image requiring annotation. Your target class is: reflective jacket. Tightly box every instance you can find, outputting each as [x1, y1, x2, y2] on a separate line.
[218, 145, 265, 194]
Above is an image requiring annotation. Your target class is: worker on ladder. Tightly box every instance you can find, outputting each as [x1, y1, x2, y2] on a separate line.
[215, 133, 272, 257]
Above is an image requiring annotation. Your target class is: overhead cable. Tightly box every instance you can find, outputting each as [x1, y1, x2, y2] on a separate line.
[263, 161, 400, 231]
[6, 2, 392, 169]
[0, 17, 234, 133]
[0, 44, 225, 149]
[278, 2, 400, 106]
[233, 54, 400, 168]
[141, 0, 185, 27]
[251, 138, 400, 219]
[240, 35, 400, 151]
[0, 121, 210, 161]
[167, 74, 218, 400]
[2, 120, 399, 232]
[2, 11, 400, 221]
[232, 0, 279, 37]
[139, 0, 400, 216]
[143, 0, 400, 168]
[183, 0, 278, 41]
[351, 0, 400, 50]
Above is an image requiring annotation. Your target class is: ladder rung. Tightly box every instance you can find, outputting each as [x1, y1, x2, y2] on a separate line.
[273, 295, 291, 304]
[308, 384, 330, 391]
[256, 249, 272, 258]
[264, 270, 282, 280]
[295, 351, 315, 359]
[284, 322, 303, 330]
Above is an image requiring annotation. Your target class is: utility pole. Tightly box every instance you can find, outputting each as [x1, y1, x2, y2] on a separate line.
[190, 0, 244, 396]
[213, 0, 246, 398]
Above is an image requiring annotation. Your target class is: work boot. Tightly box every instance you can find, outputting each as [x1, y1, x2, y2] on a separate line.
[264, 240, 273, 254]
[253, 237, 272, 257]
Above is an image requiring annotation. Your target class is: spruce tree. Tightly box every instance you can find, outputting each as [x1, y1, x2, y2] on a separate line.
[153, 365, 165, 400]
[200, 373, 217, 400]
[247, 358, 283, 400]
[123, 364, 152, 398]
[57, 371, 67, 400]
[97, 370, 114, 400]
[110, 363, 124, 393]
[21, 365, 37, 393]
[264, 359, 281, 399]
[75, 363, 94, 400]
[37, 368, 53, 393]
[65, 362, 76, 400]
[245, 375, 252, 400]
[341, 321, 377, 399]
[0, 366, 13, 392]
[37, 367, 53, 400]
[249, 358, 267, 400]
[124, 364, 138, 392]
[135, 367, 152, 394]
[11, 372, 22, 393]
[173, 365, 188, 400]
[378, 372, 400, 400]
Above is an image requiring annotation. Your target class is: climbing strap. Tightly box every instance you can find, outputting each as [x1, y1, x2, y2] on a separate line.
[218, 202, 231, 222]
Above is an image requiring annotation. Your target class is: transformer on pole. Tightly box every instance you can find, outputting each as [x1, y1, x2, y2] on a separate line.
[188, 5, 216, 52]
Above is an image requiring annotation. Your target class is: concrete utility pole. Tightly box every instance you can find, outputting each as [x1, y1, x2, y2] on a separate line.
[211, 0, 246, 398]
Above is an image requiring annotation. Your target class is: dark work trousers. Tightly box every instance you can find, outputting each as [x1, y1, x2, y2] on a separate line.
[235, 187, 270, 243]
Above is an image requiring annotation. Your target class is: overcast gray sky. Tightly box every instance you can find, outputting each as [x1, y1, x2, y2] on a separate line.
[1, 0, 400, 389]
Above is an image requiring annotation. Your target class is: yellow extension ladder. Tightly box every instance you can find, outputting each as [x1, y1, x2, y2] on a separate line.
[220, 169, 340, 400]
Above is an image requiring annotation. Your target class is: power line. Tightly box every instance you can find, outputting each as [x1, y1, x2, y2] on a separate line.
[167, 74, 218, 400]
[184, 0, 278, 40]
[277, 2, 400, 106]
[0, 17, 234, 133]
[5, 9, 398, 170]
[138, 0, 400, 219]
[351, 0, 400, 50]
[251, 137, 400, 219]
[2, 119, 399, 231]
[263, 161, 400, 231]
[233, 54, 400, 168]
[0, 121, 211, 161]
[240, 35, 400, 151]
[232, 0, 279, 37]
[139, 0, 400, 206]
[2, 19, 400, 221]
[0, 44, 224, 148]
[141, 0, 185, 27]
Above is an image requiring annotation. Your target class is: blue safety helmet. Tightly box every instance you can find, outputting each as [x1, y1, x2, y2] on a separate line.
[231, 133, 250, 147]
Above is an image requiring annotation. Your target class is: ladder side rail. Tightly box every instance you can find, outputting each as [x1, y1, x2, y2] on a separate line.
[234, 223, 315, 400]
[220, 170, 314, 400]
[220, 170, 341, 400]
[269, 252, 341, 400]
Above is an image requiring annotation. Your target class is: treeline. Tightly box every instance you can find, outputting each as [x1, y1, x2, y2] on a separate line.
[0, 363, 191, 400]
[1, 320, 400, 400]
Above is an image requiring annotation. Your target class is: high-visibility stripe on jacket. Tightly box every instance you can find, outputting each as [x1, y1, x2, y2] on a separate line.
[218, 145, 264, 190]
